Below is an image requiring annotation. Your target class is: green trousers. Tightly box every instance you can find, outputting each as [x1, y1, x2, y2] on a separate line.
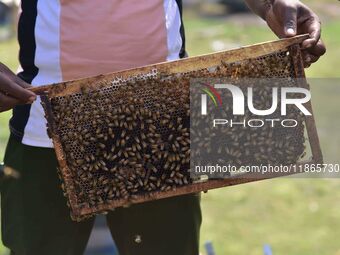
[1, 137, 201, 255]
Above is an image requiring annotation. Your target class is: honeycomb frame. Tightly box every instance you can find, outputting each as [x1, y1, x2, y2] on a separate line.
[35, 35, 323, 221]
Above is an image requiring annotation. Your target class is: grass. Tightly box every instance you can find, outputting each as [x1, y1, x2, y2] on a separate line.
[0, 38, 18, 157]
[0, 4, 340, 255]
[0, 37, 18, 255]
[201, 178, 340, 255]
[0, 110, 10, 157]
[184, 15, 340, 78]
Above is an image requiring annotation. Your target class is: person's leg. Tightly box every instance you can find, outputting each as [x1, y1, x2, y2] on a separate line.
[107, 194, 201, 255]
[1, 137, 95, 255]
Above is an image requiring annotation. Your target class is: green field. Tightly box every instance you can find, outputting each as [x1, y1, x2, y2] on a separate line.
[0, 3, 340, 255]
[0, 38, 19, 157]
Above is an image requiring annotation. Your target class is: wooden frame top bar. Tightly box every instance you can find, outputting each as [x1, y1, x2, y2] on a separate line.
[30, 35, 309, 97]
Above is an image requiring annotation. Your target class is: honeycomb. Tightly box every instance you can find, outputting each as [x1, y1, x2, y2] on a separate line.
[40, 38, 317, 221]
[190, 52, 306, 177]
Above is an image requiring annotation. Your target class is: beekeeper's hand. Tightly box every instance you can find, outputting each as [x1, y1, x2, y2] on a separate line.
[0, 62, 36, 113]
[245, 0, 326, 67]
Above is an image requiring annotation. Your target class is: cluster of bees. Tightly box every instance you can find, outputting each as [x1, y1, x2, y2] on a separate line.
[51, 76, 191, 210]
[190, 85, 306, 178]
[48, 49, 306, 213]
[190, 50, 305, 176]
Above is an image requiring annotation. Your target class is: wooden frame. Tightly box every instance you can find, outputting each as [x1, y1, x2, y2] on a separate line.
[38, 35, 323, 220]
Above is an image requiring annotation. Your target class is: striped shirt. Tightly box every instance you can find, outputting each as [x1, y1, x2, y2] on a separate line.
[10, 0, 185, 148]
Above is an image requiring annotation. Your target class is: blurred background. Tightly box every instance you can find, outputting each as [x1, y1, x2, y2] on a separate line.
[0, 0, 339, 254]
